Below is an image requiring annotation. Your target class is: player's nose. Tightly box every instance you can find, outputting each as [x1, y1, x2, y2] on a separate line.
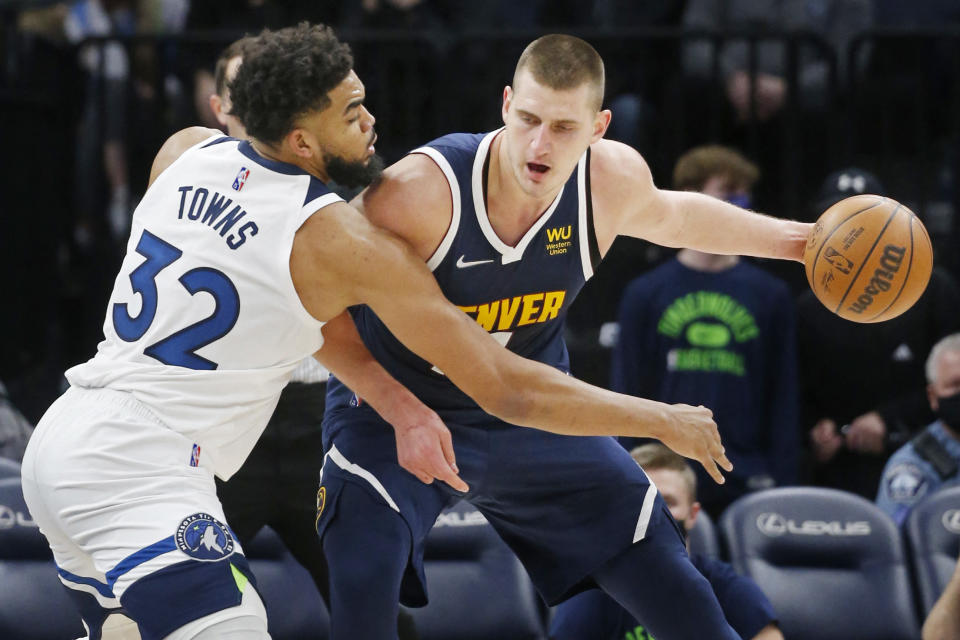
[529, 125, 551, 156]
[360, 105, 375, 130]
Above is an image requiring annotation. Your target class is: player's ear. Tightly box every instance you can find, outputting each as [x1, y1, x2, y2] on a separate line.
[286, 128, 315, 160]
[502, 86, 513, 125]
[591, 109, 611, 143]
[209, 94, 227, 127]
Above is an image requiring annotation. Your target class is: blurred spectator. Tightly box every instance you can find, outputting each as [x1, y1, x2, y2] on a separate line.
[0, 381, 33, 463]
[923, 552, 960, 640]
[550, 443, 782, 640]
[680, 0, 872, 214]
[64, 0, 138, 243]
[876, 334, 960, 525]
[612, 145, 799, 518]
[797, 168, 960, 499]
[681, 0, 871, 121]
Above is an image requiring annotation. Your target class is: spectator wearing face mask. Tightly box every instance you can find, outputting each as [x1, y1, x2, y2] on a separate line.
[612, 145, 799, 518]
[877, 334, 960, 525]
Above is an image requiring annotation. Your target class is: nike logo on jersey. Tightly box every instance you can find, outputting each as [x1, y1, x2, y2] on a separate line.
[456, 255, 495, 269]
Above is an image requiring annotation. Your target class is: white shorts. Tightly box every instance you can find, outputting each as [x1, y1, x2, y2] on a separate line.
[21, 387, 255, 637]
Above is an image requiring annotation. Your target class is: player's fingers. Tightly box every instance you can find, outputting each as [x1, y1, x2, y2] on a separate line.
[435, 465, 469, 493]
[413, 469, 434, 485]
[715, 449, 733, 472]
[439, 429, 459, 474]
[701, 457, 725, 485]
[421, 437, 468, 493]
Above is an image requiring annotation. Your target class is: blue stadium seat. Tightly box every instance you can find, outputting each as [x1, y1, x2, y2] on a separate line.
[689, 508, 720, 559]
[404, 500, 548, 640]
[720, 487, 919, 640]
[0, 456, 21, 479]
[904, 484, 960, 616]
[0, 477, 86, 639]
[244, 526, 329, 640]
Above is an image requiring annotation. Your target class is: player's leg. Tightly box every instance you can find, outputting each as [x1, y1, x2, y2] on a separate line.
[591, 501, 739, 640]
[160, 586, 269, 639]
[21, 388, 269, 639]
[321, 481, 412, 640]
[473, 427, 736, 639]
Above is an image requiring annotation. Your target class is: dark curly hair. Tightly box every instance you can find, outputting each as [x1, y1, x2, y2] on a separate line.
[229, 23, 353, 145]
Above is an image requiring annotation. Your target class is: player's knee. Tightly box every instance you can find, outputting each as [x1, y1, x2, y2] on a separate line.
[161, 587, 270, 640]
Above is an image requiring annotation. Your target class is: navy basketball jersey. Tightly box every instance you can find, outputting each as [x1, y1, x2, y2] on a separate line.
[333, 129, 600, 418]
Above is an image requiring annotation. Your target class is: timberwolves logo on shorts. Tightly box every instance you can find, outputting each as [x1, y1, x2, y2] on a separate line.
[175, 513, 235, 561]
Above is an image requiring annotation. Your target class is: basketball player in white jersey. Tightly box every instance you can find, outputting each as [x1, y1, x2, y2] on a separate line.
[20, 24, 730, 640]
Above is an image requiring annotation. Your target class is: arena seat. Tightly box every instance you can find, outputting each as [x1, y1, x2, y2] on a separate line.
[720, 487, 919, 640]
[0, 456, 21, 478]
[404, 500, 548, 640]
[689, 508, 720, 559]
[904, 484, 960, 616]
[244, 525, 330, 640]
[0, 477, 86, 639]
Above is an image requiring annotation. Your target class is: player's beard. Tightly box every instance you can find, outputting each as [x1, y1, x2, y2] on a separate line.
[324, 151, 385, 189]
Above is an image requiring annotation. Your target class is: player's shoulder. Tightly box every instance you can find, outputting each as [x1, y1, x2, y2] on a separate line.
[353, 151, 454, 259]
[590, 138, 651, 184]
[148, 127, 226, 186]
[588, 139, 656, 212]
[420, 131, 486, 155]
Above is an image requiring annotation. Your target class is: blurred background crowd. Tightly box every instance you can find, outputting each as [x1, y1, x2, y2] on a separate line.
[1, 1, 960, 636]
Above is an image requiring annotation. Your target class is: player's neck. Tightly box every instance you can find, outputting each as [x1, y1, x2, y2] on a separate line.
[249, 139, 331, 183]
[677, 249, 739, 272]
[488, 133, 562, 226]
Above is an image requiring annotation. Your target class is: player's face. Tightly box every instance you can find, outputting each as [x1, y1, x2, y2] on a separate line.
[644, 467, 697, 533]
[298, 70, 381, 187]
[501, 69, 610, 199]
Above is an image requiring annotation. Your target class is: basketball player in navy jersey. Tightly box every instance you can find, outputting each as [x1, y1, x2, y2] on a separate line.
[21, 25, 731, 639]
[315, 35, 813, 640]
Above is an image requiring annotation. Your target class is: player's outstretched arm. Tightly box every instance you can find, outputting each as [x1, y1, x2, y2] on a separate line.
[590, 139, 812, 262]
[315, 313, 468, 492]
[291, 202, 732, 483]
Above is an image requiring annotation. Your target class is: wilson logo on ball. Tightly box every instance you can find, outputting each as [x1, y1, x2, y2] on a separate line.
[846, 244, 905, 315]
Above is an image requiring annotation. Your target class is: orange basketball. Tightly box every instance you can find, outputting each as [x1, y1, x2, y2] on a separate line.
[804, 194, 932, 323]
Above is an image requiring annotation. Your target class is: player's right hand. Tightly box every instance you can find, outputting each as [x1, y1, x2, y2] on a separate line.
[658, 403, 732, 485]
[386, 400, 469, 493]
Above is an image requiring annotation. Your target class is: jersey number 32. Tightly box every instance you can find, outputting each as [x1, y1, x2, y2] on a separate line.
[112, 229, 239, 370]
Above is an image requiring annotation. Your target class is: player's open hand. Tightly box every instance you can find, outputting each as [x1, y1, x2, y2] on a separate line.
[385, 398, 469, 493]
[659, 403, 732, 484]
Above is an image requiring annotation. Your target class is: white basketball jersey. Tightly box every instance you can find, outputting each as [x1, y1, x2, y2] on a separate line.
[67, 134, 341, 478]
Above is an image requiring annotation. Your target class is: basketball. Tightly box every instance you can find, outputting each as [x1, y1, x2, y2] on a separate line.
[804, 194, 932, 323]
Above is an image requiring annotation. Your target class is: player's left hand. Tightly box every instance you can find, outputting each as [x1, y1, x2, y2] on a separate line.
[384, 396, 469, 493]
[843, 411, 886, 454]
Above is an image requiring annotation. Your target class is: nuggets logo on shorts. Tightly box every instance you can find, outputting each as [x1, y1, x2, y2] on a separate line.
[175, 513, 235, 561]
[315, 486, 327, 531]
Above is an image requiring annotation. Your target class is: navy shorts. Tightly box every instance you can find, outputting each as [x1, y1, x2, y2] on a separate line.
[318, 404, 677, 606]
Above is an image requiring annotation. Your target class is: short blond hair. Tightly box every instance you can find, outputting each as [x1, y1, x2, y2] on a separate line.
[630, 443, 697, 501]
[513, 34, 605, 111]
